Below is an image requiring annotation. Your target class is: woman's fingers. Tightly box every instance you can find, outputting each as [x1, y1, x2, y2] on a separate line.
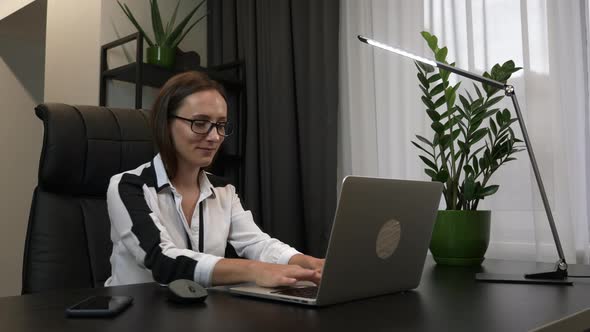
[254, 261, 328, 287]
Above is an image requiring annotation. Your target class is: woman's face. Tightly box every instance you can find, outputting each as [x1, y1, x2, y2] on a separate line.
[169, 89, 227, 173]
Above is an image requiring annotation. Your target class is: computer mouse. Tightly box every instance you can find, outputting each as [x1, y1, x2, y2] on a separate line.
[167, 279, 208, 304]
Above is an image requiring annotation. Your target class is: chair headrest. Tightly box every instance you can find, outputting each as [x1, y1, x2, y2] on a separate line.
[35, 103, 155, 196]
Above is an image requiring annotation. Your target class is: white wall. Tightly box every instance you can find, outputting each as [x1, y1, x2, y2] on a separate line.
[43, 0, 102, 104]
[0, 0, 36, 21]
[0, 0, 46, 297]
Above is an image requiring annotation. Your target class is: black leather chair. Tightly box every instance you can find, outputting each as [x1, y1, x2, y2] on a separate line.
[21, 103, 154, 294]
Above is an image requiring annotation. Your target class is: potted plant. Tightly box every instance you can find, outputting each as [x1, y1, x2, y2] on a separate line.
[412, 31, 524, 266]
[118, 0, 207, 69]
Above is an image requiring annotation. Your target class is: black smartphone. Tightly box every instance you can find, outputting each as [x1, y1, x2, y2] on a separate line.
[65, 295, 133, 318]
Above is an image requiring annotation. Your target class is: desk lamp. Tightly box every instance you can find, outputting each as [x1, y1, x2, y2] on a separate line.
[358, 35, 571, 284]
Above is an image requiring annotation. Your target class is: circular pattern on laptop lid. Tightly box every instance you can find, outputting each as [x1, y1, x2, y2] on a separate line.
[376, 219, 401, 259]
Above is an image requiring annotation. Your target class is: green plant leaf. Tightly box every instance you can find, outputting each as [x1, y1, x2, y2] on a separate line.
[430, 82, 445, 95]
[470, 99, 484, 114]
[427, 73, 441, 83]
[420, 156, 438, 171]
[439, 134, 452, 148]
[118, 1, 155, 46]
[472, 156, 479, 174]
[473, 83, 483, 99]
[433, 95, 446, 108]
[422, 96, 436, 110]
[463, 174, 476, 200]
[433, 133, 440, 146]
[459, 95, 471, 114]
[443, 116, 460, 130]
[412, 141, 435, 158]
[421, 31, 439, 53]
[441, 62, 455, 81]
[472, 109, 498, 126]
[165, 0, 206, 47]
[150, 0, 165, 45]
[417, 72, 429, 89]
[171, 13, 207, 48]
[456, 105, 468, 120]
[504, 118, 518, 128]
[425, 168, 437, 179]
[431, 121, 445, 134]
[420, 86, 431, 99]
[435, 47, 448, 62]
[416, 61, 435, 73]
[444, 82, 461, 109]
[496, 110, 504, 126]
[470, 128, 488, 145]
[436, 169, 449, 182]
[458, 141, 469, 154]
[482, 95, 504, 109]
[414, 62, 425, 75]
[426, 110, 441, 122]
[415, 135, 433, 146]
[490, 118, 498, 136]
[502, 109, 511, 122]
[479, 185, 499, 197]
[463, 164, 474, 174]
[166, 0, 182, 36]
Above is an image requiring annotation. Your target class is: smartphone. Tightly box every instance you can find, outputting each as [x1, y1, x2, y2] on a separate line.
[65, 295, 133, 318]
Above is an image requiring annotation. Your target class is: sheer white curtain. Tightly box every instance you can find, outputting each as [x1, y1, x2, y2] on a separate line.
[339, 0, 590, 263]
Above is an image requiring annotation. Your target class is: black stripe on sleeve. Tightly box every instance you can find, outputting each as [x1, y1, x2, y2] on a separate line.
[118, 166, 197, 284]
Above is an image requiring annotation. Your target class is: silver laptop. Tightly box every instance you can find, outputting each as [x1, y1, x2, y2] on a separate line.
[228, 176, 443, 306]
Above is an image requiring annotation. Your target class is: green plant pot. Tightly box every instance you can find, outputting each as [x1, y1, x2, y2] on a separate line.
[429, 210, 491, 266]
[147, 46, 175, 69]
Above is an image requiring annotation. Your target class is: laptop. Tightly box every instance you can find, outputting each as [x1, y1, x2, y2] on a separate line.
[229, 175, 443, 306]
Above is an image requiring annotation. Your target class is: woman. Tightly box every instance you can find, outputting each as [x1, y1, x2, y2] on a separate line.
[105, 71, 324, 288]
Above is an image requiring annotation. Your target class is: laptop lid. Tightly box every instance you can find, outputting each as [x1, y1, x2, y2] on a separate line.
[314, 176, 442, 305]
[229, 176, 443, 306]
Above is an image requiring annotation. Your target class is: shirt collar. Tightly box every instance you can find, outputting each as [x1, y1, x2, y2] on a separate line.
[152, 153, 215, 198]
[153, 154, 171, 192]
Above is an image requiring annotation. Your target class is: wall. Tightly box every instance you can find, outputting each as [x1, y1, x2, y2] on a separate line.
[0, 0, 36, 21]
[43, 0, 102, 104]
[0, 0, 46, 297]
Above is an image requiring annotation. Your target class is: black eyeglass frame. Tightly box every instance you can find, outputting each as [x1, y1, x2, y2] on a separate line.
[170, 115, 233, 137]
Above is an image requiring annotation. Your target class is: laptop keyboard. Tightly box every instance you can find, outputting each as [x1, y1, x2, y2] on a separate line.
[271, 286, 318, 299]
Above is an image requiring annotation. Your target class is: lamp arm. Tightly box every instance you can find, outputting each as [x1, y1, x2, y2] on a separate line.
[505, 88, 567, 269]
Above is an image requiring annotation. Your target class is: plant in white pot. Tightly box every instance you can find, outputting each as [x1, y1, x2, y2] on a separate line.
[413, 31, 524, 266]
[118, 0, 206, 69]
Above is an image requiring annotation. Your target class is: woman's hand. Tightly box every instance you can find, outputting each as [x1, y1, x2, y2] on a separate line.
[288, 254, 325, 275]
[249, 261, 321, 287]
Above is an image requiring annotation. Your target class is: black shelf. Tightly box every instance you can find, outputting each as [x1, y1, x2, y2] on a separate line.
[102, 62, 244, 89]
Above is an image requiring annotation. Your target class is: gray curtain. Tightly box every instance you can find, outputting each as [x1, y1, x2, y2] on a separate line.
[207, 0, 339, 256]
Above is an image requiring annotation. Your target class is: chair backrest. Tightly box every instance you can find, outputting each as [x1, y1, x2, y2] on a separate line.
[21, 103, 154, 294]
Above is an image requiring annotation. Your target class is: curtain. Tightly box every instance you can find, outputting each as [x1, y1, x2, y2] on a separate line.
[340, 0, 590, 263]
[208, 0, 339, 257]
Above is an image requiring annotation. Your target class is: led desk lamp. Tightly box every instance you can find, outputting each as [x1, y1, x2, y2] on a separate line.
[358, 35, 571, 285]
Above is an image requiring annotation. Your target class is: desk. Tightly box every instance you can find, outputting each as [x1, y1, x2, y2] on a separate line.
[2, 257, 590, 332]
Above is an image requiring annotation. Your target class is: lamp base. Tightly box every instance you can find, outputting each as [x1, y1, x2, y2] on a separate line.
[476, 272, 572, 285]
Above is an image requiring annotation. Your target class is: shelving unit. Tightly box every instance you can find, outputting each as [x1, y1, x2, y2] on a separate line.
[99, 32, 247, 193]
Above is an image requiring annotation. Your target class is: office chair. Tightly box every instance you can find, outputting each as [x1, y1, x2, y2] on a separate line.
[21, 103, 154, 294]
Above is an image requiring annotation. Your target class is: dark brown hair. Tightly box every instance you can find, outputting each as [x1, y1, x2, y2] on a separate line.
[151, 71, 227, 179]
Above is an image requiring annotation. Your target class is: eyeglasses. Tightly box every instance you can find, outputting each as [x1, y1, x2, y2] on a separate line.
[170, 115, 234, 137]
